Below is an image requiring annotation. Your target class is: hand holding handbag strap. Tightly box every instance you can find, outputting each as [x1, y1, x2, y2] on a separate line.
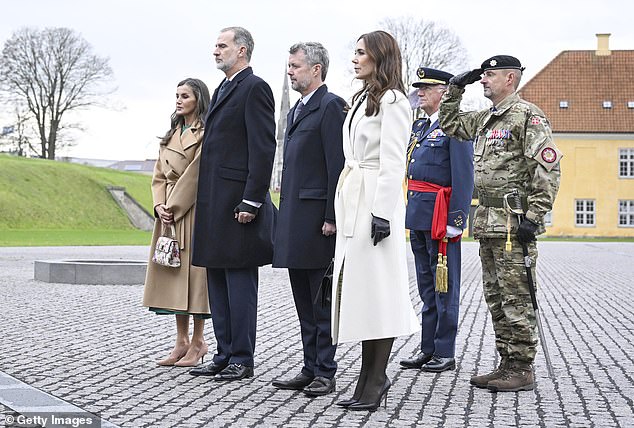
[161, 223, 177, 239]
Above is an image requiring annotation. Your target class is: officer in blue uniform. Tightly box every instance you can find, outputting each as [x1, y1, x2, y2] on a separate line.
[400, 67, 474, 372]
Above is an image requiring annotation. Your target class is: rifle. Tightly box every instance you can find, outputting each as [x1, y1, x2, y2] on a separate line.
[503, 190, 554, 378]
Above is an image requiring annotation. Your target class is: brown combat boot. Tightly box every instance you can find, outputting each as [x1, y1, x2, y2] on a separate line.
[470, 358, 509, 389]
[487, 361, 534, 392]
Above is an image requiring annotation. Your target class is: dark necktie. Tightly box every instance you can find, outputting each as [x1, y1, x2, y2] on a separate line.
[216, 79, 230, 103]
[293, 100, 304, 124]
[422, 118, 431, 133]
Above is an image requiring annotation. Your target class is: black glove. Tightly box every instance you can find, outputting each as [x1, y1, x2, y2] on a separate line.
[449, 68, 483, 87]
[517, 218, 538, 244]
[371, 215, 390, 246]
[234, 201, 259, 216]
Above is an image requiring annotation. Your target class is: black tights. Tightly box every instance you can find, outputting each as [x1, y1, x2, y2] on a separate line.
[351, 337, 394, 403]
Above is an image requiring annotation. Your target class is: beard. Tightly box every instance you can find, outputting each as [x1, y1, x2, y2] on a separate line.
[216, 56, 237, 72]
[291, 76, 311, 94]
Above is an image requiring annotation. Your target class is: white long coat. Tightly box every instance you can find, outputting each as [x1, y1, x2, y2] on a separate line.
[331, 90, 420, 344]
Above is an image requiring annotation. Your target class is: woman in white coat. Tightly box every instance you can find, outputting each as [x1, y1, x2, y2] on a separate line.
[332, 31, 419, 411]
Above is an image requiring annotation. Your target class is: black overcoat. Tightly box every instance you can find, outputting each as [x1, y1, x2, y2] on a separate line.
[192, 67, 277, 268]
[272, 85, 346, 269]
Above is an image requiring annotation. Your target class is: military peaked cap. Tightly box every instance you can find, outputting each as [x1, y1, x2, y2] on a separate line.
[412, 67, 454, 87]
[481, 55, 525, 71]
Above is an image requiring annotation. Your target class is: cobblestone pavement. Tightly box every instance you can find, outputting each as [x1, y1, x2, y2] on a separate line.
[0, 242, 633, 427]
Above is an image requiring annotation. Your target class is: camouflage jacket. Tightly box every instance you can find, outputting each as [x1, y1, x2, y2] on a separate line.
[439, 85, 561, 238]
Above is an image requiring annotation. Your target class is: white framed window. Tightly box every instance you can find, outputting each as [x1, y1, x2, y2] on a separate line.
[628, 101, 634, 109]
[559, 101, 568, 108]
[575, 200, 595, 227]
[618, 200, 634, 227]
[603, 101, 612, 108]
[620, 148, 634, 178]
[543, 211, 553, 226]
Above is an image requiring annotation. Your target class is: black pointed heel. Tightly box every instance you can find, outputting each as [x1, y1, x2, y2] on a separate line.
[347, 379, 391, 412]
[336, 398, 358, 408]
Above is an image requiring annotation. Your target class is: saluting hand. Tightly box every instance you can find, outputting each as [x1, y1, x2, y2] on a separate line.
[449, 68, 483, 87]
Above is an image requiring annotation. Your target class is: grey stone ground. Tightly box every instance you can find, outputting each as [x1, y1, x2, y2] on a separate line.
[0, 242, 633, 427]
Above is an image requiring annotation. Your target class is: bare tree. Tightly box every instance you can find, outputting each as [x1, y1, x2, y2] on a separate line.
[0, 106, 34, 156]
[379, 17, 469, 89]
[0, 27, 114, 159]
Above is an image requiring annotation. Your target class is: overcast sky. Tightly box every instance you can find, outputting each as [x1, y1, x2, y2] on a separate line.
[1, 0, 632, 161]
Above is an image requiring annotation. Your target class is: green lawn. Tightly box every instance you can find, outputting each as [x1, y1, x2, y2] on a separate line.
[0, 155, 285, 246]
[0, 229, 153, 246]
[0, 155, 153, 230]
[0, 154, 154, 246]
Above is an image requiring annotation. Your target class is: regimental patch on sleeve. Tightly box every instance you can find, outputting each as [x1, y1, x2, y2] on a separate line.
[541, 148, 557, 163]
[530, 115, 550, 129]
[533, 140, 563, 171]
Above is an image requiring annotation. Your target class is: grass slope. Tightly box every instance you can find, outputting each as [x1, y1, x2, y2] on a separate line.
[0, 154, 154, 245]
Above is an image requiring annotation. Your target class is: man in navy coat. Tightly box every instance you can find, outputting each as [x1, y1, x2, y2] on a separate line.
[190, 26, 277, 381]
[271, 42, 346, 396]
[400, 67, 474, 373]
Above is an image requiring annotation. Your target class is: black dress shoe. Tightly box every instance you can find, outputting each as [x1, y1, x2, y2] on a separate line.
[214, 363, 254, 381]
[189, 361, 228, 377]
[303, 376, 336, 397]
[421, 356, 456, 372]
[272, 372, 314, 390]
[399, 352, 433, 369]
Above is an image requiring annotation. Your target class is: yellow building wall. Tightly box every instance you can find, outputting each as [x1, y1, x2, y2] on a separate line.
[546, 135, 634, 237]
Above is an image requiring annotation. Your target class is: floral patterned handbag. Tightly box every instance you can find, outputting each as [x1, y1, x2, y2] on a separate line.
[151, 224, 181, 268]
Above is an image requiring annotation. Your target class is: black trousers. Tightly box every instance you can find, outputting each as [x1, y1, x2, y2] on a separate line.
[206, 267, 259, 367]
[288, 267, 337, 378]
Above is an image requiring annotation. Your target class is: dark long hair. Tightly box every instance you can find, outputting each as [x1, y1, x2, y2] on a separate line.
[352, 31, 406, 116]
[160, 78, 211, 145]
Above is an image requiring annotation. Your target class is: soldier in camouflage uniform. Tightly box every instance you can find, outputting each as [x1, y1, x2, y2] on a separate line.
[438, 55, 561, 392]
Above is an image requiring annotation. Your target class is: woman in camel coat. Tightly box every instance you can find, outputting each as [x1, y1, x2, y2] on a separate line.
[332, 31, 419, 411]
[143, 78, 211, 367]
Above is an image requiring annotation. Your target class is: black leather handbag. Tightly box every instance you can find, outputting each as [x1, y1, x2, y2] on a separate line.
[313, 259, 334, 307]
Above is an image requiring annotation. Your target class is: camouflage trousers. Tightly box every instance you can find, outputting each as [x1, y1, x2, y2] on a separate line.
[479, 237, 538, 364]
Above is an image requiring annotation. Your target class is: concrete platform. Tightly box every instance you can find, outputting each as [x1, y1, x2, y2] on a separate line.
[0, 372, 119, 428]
[34, 259, 147, 285]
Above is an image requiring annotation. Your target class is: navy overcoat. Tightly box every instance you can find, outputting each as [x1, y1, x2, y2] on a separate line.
[272, 85, 346, 269]
[192, 67, 277, 268]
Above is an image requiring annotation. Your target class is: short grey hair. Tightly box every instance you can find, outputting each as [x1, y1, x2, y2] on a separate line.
[510, 69, 523, 90]
[221, 26, 254, 61]
[289, 42, 330, 81]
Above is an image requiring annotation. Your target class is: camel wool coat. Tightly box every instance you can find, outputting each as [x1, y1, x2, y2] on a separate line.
[143, 123, 210, 315]
[331, 90, 420, 344]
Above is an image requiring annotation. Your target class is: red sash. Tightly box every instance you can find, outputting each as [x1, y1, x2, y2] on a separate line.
[407, 179, 460, 256]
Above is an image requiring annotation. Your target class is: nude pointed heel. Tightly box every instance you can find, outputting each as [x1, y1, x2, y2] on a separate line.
[174, 343, 209, 367]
